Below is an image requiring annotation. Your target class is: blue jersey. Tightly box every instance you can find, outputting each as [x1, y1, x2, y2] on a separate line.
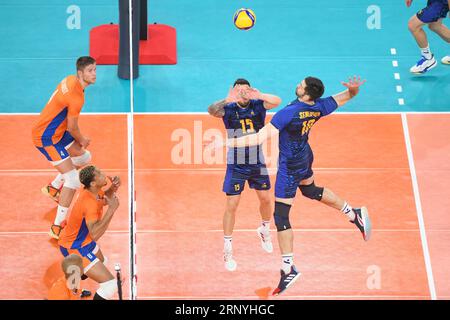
[222, 99, 267, 165]
[270, 96, 338, 165]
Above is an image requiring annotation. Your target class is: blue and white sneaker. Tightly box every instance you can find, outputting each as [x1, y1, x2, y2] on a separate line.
[410, 55, 437, 74]
[351, 207, 372, 241]
[442, 56, 450, 65]
[272, 265, 301, 296]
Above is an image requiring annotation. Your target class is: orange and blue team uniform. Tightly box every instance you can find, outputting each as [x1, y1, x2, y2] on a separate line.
[58, 189, 105, 272]
[31, 75, 84, 162]
[48, 276, 81, 300]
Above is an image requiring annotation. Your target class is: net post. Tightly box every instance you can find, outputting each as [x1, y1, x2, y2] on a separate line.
[140, 0, 148, 40]
[118, 0, 140, 79]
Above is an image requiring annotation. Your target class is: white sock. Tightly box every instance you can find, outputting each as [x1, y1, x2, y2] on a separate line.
[281, 254, 294, 274]
[51, 173, 65, 189]
[54, 205, 69, 225]
[224, 236, 232, 251]
[261, 220, 270, 232]
[341, 202, 355, 221]
[421, 45, 432, 60]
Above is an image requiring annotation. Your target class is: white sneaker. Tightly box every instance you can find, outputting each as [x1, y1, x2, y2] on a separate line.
[257, 226, 273, 253]
[224, 249, 237, 271]
[410, 55, 437, 74]
[442, 56, 450, 65]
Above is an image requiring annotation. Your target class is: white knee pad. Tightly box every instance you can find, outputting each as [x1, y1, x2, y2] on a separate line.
[96, 279, 117, 300]
[71, 150, 92, 167]
[63, 169, 81, 189]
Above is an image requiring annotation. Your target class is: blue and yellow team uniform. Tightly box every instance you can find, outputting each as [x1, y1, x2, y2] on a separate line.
[222, 99, 271, 195]
[270, 96, 339, 199]
[417, 0, 449, 23]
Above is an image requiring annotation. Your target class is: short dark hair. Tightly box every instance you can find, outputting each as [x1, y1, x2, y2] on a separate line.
[233, 78, 251, 87]
[76, 56, 96, 71]
[79, 165, 97, 189]
[304, 77, 325, 101]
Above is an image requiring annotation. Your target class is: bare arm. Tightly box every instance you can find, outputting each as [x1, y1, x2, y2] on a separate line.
[87, 195, 119, 241]
[67, 117, 90, 148]
[261, 93, 282, 110]
[332, 76, 366, 107]
[207, 99, 227, 118]
[246, 88, 281, 110]
[228, 122, 279, 148]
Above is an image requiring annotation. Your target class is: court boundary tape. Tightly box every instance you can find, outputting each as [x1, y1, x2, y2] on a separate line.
[401, 112, 437, 300]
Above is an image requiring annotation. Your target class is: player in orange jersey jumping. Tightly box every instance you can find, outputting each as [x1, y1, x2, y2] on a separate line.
[31, 56, 96, 239]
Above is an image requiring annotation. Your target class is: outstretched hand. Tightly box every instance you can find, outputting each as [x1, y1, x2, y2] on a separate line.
[245, 87, 262, 100]
[225, 86, 241, 103]
[341, 76, 366, 96]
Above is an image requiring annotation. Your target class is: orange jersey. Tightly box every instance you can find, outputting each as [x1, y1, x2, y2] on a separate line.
[48, 277, 80, 300]
[59, 189, 105, 249]
[32, 75, 84, 147]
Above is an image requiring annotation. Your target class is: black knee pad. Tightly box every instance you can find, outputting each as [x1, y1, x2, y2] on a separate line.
[274, 201, 292, 231]
[299, 182, 324, 201]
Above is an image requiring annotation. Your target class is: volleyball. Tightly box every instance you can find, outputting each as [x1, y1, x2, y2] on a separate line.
[233, 8, 256, 30]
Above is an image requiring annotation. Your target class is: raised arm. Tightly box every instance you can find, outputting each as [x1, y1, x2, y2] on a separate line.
[228, 122, 279, 148]
[332, 76, 366, 107]
[207, 86, 241, 118]
[246, 88, 282, 110]
[86, 195, 119, 241]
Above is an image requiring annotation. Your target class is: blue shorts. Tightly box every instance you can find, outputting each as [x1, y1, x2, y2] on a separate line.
[223, 164, 271, 195]
[60, 241, 100, 273]
[417, 0, 449, 23]
[36, 131, 75, 163]
[275, 147, 314, 199]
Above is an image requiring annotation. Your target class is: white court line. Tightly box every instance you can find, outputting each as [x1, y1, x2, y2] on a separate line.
[401, 113, 437, 300]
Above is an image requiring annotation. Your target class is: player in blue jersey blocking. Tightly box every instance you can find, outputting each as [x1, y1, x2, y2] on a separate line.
[406, 0, 450, 73]
[208, 79, 282, 271]
[224, 76, 371, 295]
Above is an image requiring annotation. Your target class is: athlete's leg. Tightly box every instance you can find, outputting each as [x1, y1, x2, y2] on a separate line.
[67, 141, 92, 169]
[255, 189, 271, 223]
[299, 175, 371, 241]
[408, 15, 429, 48]
[255, 190, 273, 253]
[407, 5, 441, 73]
[48, 158, 80, 239]
[85, 262, 116, 300]
[272, 196, 300, 295]
[223, 194, 241, 237]
[274, 197, 294, 256]
[299, 175, 354, 220]
[428, 19, 450, 43]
